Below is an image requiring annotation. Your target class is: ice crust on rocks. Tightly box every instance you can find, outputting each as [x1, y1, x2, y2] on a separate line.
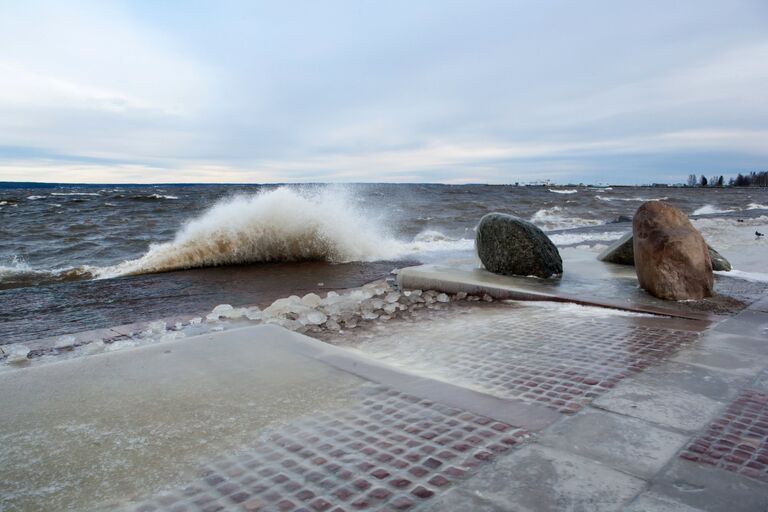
[224, 284, 494, 335]
[0, 278, 496, 369]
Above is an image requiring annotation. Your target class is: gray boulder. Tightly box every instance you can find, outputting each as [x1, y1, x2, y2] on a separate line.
[476, 213, 563, 278]
[598, 233, 731, 271]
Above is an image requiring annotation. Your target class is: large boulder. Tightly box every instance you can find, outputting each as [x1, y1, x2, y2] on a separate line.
[598, 233, 731, 271]
[476, 213, 562, 278]
[633, 201, 713, 300]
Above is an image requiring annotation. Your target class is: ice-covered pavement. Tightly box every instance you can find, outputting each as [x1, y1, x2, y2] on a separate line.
[2, 268, 768, 510]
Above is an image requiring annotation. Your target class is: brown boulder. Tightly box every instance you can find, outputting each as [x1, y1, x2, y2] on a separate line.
[633, 201, 713, 300]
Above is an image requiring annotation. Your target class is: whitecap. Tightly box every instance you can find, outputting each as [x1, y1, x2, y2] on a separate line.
[596, 195, 668, 202]
[548, 189, 578, 194]
[26, 195, 46, 200]
[549, 231, 625, 246]
[747, 203, 768, 210]
[529, 207, 603, 230]
[692, 204, 737, 215]
[50, 192, 101, 196]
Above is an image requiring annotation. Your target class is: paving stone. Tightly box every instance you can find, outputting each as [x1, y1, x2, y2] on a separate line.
[357, 312, 697, 414]
[651, 458, 768, 512]
[538, 409, 689, 478]
[593, 378, 725, 432]
[124, 383, 528, 511]
[427, 445, 645, 512]
[679, 388, 768, 483]
[624, 492, 706, 512]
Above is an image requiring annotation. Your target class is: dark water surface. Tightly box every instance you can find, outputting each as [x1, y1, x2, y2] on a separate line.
[1, 183, 766, 345]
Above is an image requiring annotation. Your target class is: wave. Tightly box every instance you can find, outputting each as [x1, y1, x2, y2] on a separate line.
[595, 195, 668, 202]
[0, 259, 94, 289]
[549, 231, 625, 246]
[50, 192, 100, 196]
[548, 189, 578, 194]
[95, 187, 405, 278]
[128, 194, 179, 201]
[529, 207, 604, 230]
[692, 204, 737, 215]
[747, 203, 768, 210]
[26, 195, 46, 200]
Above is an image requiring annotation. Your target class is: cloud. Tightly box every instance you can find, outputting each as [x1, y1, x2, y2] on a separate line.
[0, 0, 767, 183]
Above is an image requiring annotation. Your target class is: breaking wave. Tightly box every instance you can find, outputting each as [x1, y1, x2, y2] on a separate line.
[95, 187, 405, 278]
[548, 189, 578, 194]
[530, 207, 603, 230]
[595, 195, 668, 202]
[692, 204, 737, 215]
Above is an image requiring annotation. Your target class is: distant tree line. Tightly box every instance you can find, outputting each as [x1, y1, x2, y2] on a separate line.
[686, 172, 767, 187]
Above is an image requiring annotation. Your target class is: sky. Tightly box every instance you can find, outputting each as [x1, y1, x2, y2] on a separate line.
[0, 0, 767, 185]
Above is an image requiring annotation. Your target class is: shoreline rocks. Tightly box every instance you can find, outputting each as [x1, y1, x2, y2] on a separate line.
[633, 201, 713, 300]
[476, 213, 562, 278]
[598, 233, 732, 271]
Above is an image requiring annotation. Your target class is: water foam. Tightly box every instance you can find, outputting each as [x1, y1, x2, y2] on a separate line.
[692, 204, 737, 215]
[530, 207, 603, 230]
[548, 189, 578, 194]
[595, 195, 668, 202]
[96, 187, 405, 278]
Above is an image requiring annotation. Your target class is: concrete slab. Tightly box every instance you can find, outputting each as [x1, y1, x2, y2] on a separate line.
[592, 379, 725, 432]
[714, 309, 768, 337]
[426, 445, 645, 512]
[624, 492, 706, 512]
[651, 459, 768, 512]
[537, 409, 689, 478]
[670, 345, 768, 377]
[397, 248, 733, 321]
[696, 331, 768, 357]
[0, 326, 364, 512]
[628, 361, 749, 402]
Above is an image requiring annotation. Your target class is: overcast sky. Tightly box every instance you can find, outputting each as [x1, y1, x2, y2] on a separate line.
[0, 0, 767, 184]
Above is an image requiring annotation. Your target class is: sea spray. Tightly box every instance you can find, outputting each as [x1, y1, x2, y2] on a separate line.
[96, 187, 404, 278]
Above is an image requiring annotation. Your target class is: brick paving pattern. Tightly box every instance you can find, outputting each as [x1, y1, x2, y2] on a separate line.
[359, 313, 698, 414]
[680, 388, 768, 483]
[125, 383, 528, 511]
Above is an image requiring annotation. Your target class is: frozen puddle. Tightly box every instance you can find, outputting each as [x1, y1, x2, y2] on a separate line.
[0, 326, 362, 511]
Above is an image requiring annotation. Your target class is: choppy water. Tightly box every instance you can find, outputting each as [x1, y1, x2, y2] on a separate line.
[1, 182, 767, 345]
[1, 183, 767, 290]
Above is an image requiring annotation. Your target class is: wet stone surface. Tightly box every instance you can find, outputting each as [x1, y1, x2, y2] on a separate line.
[124, 383, 528, 511]
[680, 388, 768, 483]
[355, 308, 699, 414]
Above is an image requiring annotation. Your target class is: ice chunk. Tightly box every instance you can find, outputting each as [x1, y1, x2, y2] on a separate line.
[189, 317, 202, 325]
[244, 308, 262, 321]
[384, 292, 401, 303]
[436, 293, 450, 303]
[206, 304, 234, 321]
[301, 311, 328, 326]
[361, 311, 379, 321]
[455, 292, 468, 300]
[55, 335, 77, 349]
[4, 345, 30, 364]
[325, 319, 341, 331]
[482, 294, 494, 302]
[301, 293, 323, 308]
